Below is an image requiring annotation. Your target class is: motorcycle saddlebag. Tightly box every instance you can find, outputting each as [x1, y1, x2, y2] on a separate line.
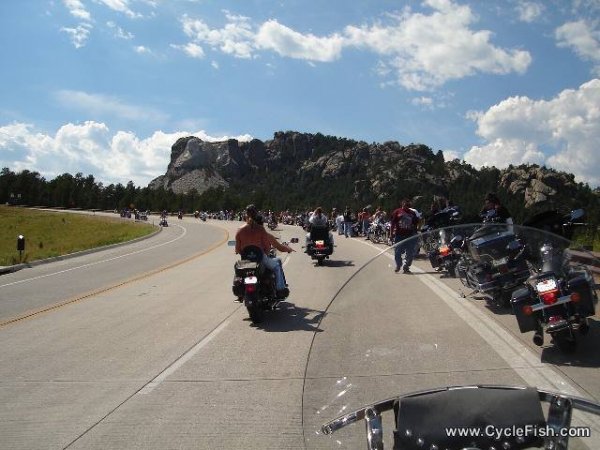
[232, 276, 244, 298]
[511, 287, 538, 333]
[567, 274, 596, 317]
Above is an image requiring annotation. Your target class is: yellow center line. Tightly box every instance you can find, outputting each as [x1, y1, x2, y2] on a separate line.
[0, 228, 230, 329]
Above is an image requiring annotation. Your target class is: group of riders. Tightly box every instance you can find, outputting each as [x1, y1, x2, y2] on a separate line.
[232, 192, 512, 300]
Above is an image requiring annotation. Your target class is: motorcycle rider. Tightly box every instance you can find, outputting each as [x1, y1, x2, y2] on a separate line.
[390, 198, 419, 273]
[305, 207, 335, 250]
[235, 204, 294, 298]
[481, 192, 512, 224]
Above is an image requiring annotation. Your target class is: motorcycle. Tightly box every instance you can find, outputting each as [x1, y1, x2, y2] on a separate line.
[178, 211, 183, 220]
[511, 210, 597, 352]
[367, 220, 388, 244]
[304, 225, 334, 266]
[418, 207, 461, 256]
[230, 239, 297, 324]
[301, 229, 600, 449]
[455, 221, 531, 308]
[268, 218, 278, 231]
[159, 216, 168, 227]
[427, 231, 465, 277]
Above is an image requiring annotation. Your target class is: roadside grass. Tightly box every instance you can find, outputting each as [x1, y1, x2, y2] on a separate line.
[0, 206, 156, 266]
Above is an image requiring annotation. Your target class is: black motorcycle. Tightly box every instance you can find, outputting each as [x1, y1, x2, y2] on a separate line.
[232, 245, 287, 324]
[305, 225, 334, 266]
[511, 209, 597, 352]
[456, 221, 531, 308]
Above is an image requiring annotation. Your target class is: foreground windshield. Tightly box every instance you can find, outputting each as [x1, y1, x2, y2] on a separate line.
[302, 224, 599, 449]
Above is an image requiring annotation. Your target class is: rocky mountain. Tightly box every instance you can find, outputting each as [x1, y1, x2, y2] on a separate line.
[149, 131, 598, 222]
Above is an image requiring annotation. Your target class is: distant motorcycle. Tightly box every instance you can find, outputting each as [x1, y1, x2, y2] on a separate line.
[159, 217, 168, 227]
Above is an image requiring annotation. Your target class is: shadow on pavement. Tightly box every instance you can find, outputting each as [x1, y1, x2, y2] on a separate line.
[255, 302, 326, 333]
[540, 318, 600, 368]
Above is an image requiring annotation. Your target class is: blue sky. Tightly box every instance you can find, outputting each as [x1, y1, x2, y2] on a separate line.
[1, 0, 599, 187]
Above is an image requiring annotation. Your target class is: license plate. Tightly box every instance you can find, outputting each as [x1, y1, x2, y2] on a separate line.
[315, 240, 324, 245]
[536, 278, 557, 293]
[244, 276, 258, 284]
[492, 256, 508, 267]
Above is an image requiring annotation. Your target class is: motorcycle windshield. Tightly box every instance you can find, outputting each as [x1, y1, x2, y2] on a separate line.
[302, 223, 600, 449]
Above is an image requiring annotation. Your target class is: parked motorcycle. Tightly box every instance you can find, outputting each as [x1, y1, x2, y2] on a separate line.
[455, 223, 531, 308]
[427, 230, 465, 277]
[305, 225, 334, 266]
[511, 210, 597, 352]
[367, 220, 387, 244]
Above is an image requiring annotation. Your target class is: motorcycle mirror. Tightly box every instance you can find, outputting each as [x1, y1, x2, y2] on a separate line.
[571, 208, 584, 221]
[290, 238, 299, 243]
[227, 240, 236, 246]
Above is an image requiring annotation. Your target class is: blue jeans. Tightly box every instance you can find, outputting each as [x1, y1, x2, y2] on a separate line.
[343, 221, 352, 237]
[362, 220, 370, 236]
[262, 256, 286, 290]
[394, 234, 416, 269]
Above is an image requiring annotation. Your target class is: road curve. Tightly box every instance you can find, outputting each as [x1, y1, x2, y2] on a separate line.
[0, 218, 597, 449]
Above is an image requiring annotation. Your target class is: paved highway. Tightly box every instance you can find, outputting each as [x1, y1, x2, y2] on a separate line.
[0, 216, 598, 449]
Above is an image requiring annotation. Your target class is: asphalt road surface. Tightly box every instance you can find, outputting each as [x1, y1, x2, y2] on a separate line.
[0, 216, 598, 449]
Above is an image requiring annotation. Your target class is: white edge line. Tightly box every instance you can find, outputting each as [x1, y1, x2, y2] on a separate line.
[138, 319, 231, 395]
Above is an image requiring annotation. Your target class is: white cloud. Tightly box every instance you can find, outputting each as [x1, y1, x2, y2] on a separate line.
[178, 1, 531, 90]
[134, 45, 152, 54]
[255, 20, 345, 62]
[344, 0, 531, 91]
[171, 42, 205, 59]
[60, 23, 93, 48]
[515, 1, 544, 23]
[463, 79, 600, 185]
[556, 20, 600, 75]
[181, 13, 256, 58]
[96, 0, 141, 19]
[107, 21, 134, 40]
[442, 149, 461, 161]
[54, 90, 168, 123]
[63, 0, 91, 21]
[0, 122, 253, 186]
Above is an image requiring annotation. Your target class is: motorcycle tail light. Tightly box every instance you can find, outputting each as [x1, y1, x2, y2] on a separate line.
[439, 246, 450, 257]
[316, 243, 325, 249]
[540, 290, 558, 305]
[570, 292, 581, 302]
[245, 283, 257, 294]
[522, 305, 533, 316]
[549, 315, 563, 323]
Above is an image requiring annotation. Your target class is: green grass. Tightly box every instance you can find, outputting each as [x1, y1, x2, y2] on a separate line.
[572, 226, 600, 253]
[0, 206, 156, 266]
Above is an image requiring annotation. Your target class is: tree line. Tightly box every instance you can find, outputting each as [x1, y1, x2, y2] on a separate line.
[1, 166, 598, 228]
